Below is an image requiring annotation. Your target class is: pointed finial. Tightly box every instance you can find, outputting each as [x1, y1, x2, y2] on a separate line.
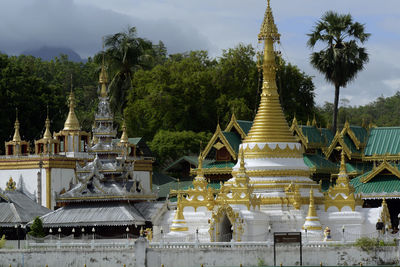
[120, 120, 129, 143]
[307, 189, 317, 217]
[258, 0, 280, 41]
[198, 150, 203, 170]
[43, 106, 52, 140]
[292, 115, 297, 125]
[312, 114, 317, 127]
[306, 117, 310, 126]
[12, 108, 21, 142]
[63, 81, 81, 131]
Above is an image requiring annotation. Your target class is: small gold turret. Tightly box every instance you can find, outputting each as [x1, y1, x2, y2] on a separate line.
[120, 120, 129, 144]
[302, 189, 322, 231]
[63, 87, 81, 131]
[312, 114, 317, 127]
[12, 109, 21, 142]
[99, 57, 108, 98]
[244, 0, 297, 144]
[170, 193, 189, 232]
[43, 110, 52, 140]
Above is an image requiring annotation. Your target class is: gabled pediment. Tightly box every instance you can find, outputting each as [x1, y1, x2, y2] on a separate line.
[203, 125, 238, 161]
[361, 160, 400, 183]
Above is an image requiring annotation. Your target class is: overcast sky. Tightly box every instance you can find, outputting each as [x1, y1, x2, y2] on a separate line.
[1, 0, 400, 107]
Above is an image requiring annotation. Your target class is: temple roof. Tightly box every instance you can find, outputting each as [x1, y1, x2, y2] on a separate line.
[351, 175, 400, 198]
[39, 201, 165, 227]
[0, 188, 50, 227]
[303, 154, 338, 174]
[364, 127, 400, 158]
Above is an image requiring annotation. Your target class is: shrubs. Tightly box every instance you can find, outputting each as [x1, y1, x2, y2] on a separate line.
[28, 217, 45, 238]
[354, 237, 397, 251]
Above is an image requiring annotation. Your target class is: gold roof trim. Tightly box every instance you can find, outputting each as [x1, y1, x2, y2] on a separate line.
[361, 160, 400, 184]
[224, 113, 247, 139]
[324, 131, 353, 160]
[289, 117, 309, 148]
[202, 124, 237, 160]
[244, 0, 298, 144]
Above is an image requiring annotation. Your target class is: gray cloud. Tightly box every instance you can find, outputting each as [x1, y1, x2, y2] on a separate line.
[0, 0, 214, 57]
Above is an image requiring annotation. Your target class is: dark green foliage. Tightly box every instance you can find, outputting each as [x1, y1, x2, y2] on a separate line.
[0, 54, 98, 153]
[29, 217, 45, 238]
[125, 44, 316, 141]
[318, 91, 400, 128]
[150, 130, 212, 167]
[308, 11, 370, 132]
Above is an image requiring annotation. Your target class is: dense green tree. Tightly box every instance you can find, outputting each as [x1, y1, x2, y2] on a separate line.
[28, 217, 45, 238]
[101, 27, 163, 119]
[150, 130, 212, 167]
[308, 11, 370, 133]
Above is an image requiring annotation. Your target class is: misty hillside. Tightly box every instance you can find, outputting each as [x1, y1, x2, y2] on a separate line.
[22, 46, 84, 62]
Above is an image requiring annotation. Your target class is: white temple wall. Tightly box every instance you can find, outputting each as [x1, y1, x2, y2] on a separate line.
[49, 168, 75, 208]
[0, 169, 39, 195]
[133, 171, 151, 194]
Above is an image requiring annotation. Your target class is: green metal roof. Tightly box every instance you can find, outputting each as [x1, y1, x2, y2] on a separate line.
[163, 156, 214, 172]
[222, 131, 241, 154]
[345, 162, 372, 174]
[299, 126, 325, 145]
[203, 161, 235, 169]
[343, 135, 361, 154]
[303, 154, 338, 173]
[236, 120, 253, 135]
[351, 175, 400, 196]
[320, 128, 334, 145]
[152, 172, 176, 186]
[349, 126, 368, 144]
[321, 179, 331, 192]
[364, 127, 400, 156]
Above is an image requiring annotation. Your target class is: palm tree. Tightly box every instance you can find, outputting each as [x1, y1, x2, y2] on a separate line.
[307, 11, 370, 133]
[102, 27, 153, 118]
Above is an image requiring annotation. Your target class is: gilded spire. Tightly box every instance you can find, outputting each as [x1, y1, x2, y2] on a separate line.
[99, 44, 108, 98]
[307, 189, 317, 217]
[244, 0, 297, 143]
[63, 82, 81, 131]
[43, 107, 52, 140]
[12, 108, 21, 142]
[170, 193, 189, 232]
[120, 120, 129, 143]
[312, 114, 317, 127]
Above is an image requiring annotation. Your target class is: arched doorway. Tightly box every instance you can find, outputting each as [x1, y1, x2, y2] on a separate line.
[208, 204, 244, 242]
[217, 215, 233, 242]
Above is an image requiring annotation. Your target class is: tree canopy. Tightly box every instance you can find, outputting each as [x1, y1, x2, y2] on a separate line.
[307, 11, 370, 133]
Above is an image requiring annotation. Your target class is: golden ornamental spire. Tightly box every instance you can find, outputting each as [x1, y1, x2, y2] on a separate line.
[244, 0, 297, 143]
[307, 189, 317, 217]
[170, 193, 189, 232]
[120, 120, 129, 143]
[63, 83, 81, 131]
[312, 114, 317, 127]
[43, 107, 52, 140]
[12, 108, 21, 142]
[99, 43, 108, 98]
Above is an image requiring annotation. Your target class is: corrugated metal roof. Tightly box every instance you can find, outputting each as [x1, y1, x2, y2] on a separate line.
[343, 135, 361, 153]
[351, 175, 400, 196]
[152, 171, 176, 186]
[40, 202, 146, 227]
[163, 156, 214, 172]
[320, 128, 334, 144]
[222, 132, 241, 154]
[364, 127, 400, 156]
[346, 162, 372, 174]
[299, 126, 325, 144]
[236, 120, 253, 135]
[350, 126, 368, 144]
[0, 190, 50, 226]
[303, 154, 338, 173]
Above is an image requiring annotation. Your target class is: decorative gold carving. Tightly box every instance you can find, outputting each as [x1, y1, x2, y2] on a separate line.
[5, 177, 16, 191]
[243, 143, 303, 159]
[324, 147, 360, 211]
[208, 204, 243, 242]
[380, 198, 392, 230]
[213, 142, 225, 150]
[285, 182, 301, 209]
[302, 189, 322, 231]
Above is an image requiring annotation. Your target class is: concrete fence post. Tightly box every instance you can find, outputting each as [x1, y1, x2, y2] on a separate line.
[135, 236, 148, 267]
